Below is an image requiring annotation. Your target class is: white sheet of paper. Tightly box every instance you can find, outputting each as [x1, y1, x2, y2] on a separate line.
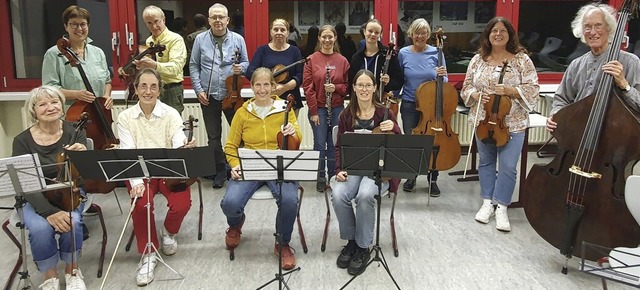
[0, 153, 46, 197]
[238, 148, 319, 181]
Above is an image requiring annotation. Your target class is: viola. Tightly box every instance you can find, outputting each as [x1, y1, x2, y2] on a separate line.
[412, 28, 461, 171]
[118, 42, 166, 102]
[44, 112, 89, 211]
[372, 101, 395, 135]
[57, 36, 118, 194]
[164, 115, 200, 192]
[522, 0, 640, 265]
[222, 50, 245, 111]
[378, 43, 399, 117]
[476, 60, 512, 147]
[277, 94, 301, 150]
[272, 58, 307, 84]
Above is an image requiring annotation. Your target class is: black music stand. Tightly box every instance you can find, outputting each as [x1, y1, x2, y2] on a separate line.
[67, 147, 215, 289]
[236, 148, 319, 290]
[339, 133, 433, 290]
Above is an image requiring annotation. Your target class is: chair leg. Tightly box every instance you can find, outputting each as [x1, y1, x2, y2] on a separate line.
[125, 229, 135, 252]
[93, 204, 108, 278]
[321, 189, 331, 252]
[197, 179, 203, 240]
[296, 186, 308, 253]
[390, 192, 399, 257]
[3, 220, 22, 290]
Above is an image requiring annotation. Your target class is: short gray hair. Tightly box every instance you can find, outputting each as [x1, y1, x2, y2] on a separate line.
[209, 3, 228, 16]
[571, 3, 617, 43]
[143, 5, 165, 20]
[25, 85, 66, 124]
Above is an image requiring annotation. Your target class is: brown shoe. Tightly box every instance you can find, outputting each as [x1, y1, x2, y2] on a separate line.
[225, 214, 245, 249]
[274, 243, 297, 270]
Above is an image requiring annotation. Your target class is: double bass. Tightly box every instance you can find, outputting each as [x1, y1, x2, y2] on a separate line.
[412, 28, 461, 171]
[57, 37, 118, 194]
[522, 0, 640, 268]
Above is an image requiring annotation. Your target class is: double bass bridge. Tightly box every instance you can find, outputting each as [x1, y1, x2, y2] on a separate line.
[569, 165, 602, 179]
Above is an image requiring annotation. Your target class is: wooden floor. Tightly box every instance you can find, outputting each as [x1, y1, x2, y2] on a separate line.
[0, 152, 637, 290]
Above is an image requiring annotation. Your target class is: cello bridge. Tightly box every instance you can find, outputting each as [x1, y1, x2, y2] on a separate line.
[488, 121, 497, 125]
[430, 127, 443, 132]
[569, 165, 602, 179]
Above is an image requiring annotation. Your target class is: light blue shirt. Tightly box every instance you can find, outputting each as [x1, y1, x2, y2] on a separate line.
[398, 45, 448, 102]
[189, 29, 249, 100]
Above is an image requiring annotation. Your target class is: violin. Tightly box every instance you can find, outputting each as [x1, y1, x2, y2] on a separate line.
[44, 113, 89, 211]
[379, 43, 399, 117]
[412, 28, 461, 171]
[272, 58, 307, 84]
[57, 36, 118, 194]
[476, 60, 512, 147]
[222, 50, 245, 111]
[277, 94, 301, 150]
[164, 115, 199, 192]
[118, 42, 166, 102]
[372, 101, 395, 134]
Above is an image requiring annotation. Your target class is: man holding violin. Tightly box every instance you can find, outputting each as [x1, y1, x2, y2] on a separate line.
[134, 5, 187, 114]
[190, 3, 249, 188]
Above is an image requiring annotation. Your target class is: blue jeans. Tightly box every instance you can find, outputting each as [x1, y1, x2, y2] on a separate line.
[332, 175, 389, 248]
[309, 106, 344, 180]
[220, 180, 299, 244]
[22, 198, 85, 272]
[476, 131, 525, 206]
[400, 100, 438, 181]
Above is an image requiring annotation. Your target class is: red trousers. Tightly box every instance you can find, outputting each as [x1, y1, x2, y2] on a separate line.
[126, 179, 191, 254]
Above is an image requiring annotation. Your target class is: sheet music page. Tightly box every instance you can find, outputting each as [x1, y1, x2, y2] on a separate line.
[0, 153, 46, 197]
[238, 148, 319, 181]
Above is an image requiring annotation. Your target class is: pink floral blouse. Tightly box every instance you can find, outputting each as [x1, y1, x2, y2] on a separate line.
[461, 52, 540, 132]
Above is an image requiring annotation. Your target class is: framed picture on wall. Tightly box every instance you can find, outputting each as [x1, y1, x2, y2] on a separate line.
[294, 2, 371, 34]
[296, 1, 320, 30]
[324, 2, 345, 26]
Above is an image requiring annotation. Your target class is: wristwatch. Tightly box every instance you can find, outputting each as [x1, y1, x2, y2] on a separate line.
[624, 83, 632, 92]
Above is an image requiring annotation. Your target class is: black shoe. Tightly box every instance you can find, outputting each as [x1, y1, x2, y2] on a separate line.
[347, 247, 370, 275]
[429, 182, 441, 197]
[82, 223, 90, 241]
[213, 172, 226, 188]
[402, 179, 416, 192]
[316, 177, 326, 192]
[337, 241, 358, 269]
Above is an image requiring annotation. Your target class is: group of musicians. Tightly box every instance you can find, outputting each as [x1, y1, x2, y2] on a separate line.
[9, 2, 640, 289]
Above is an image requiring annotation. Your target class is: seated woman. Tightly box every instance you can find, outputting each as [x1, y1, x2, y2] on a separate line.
[332, 69, 401, 276]
[220, 67, 302, 270]
[117, 68, 196, 287]
[12, 85, 88, 290]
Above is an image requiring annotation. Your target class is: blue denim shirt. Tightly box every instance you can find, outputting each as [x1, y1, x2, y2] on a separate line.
[190, 29, 249, 100]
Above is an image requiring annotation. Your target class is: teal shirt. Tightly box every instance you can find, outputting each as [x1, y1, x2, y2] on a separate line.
[41, 38, 111, 106]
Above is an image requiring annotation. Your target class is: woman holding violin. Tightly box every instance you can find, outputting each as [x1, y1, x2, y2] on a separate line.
[42, 5, 113, 110]
[398, 18, 447, 196]
[221, 67, 301, 270]
[461, 17, 539, 232]
[117, 68, 196, 286]
[332, 70, 401, 276]
[12, 86, 88, 290]
[247, 19, 304, 115]
[302, 24, 350, 193]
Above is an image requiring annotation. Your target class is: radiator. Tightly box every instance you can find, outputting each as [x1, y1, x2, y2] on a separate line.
[111, 103, 315, 150]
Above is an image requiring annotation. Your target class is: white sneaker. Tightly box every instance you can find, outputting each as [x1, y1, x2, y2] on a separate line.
[39, 277, 59, 290]
[136, 253, 158, 286]
[474, 202, 495, 224]
[64, 268, 86, 290]
[495, 206, 511, 232]
[161, 227, 178, 256]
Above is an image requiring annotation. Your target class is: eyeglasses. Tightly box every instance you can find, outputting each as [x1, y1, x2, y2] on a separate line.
[584, 23, 605, 33]
[138, 84, 159, 92]
[209, 15, 228, 21]
[354, 83, 374, 90]
[68, 22, 88, 29]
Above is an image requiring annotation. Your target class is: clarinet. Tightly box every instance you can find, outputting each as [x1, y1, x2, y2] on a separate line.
[325, 65, 332, 126]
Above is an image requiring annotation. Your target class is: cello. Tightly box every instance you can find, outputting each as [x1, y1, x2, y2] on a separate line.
[222, 50, 245, 111]
[475, 60, 512, 147]
[412, 28, 461, 171]
[57, 37, 118, 194]
[521, 0, 640, 268]
[163, 115, 199, 192]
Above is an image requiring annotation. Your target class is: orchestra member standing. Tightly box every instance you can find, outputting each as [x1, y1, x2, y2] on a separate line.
[397, 18, 447, 196]
[461, 17, 539, 232]
[247, 19, 304, 116]
[302, 24, 350, 193]
[332, 70, 401, 275]
[190, 3, 249, 188]
[117, 68, 195, 286]
[135, 5, 187, 114]
[221, 68, 302, 270]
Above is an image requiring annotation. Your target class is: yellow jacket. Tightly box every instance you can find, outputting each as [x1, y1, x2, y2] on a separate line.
[224, 95, 302, 168]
